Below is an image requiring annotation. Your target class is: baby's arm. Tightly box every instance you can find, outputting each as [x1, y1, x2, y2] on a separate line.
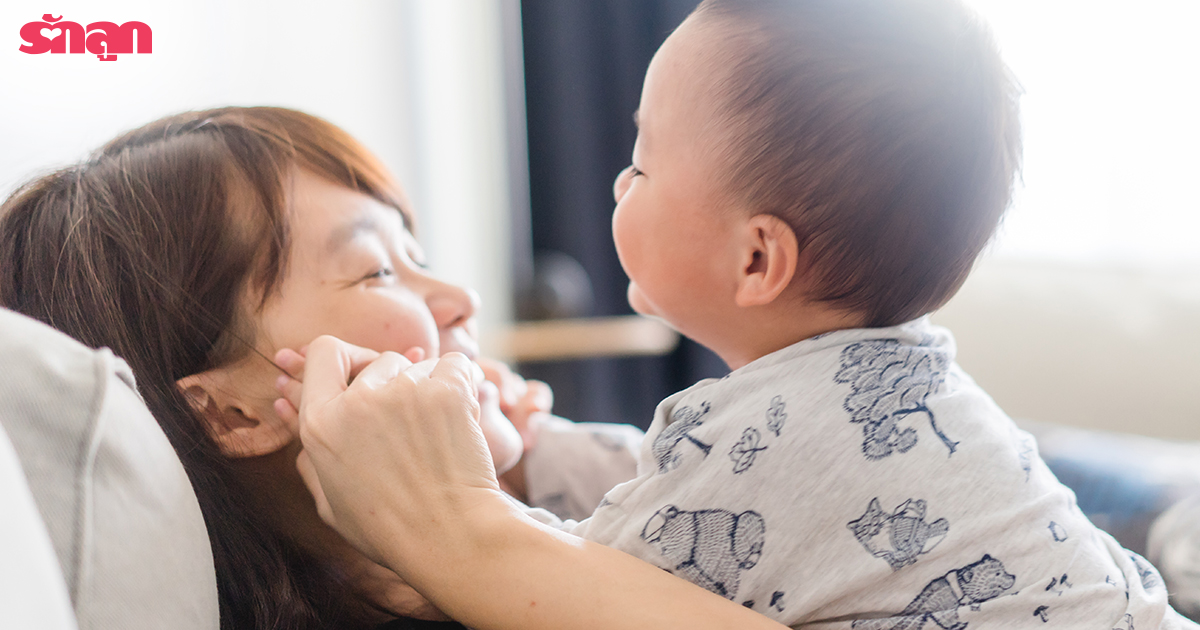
[521, 417, 642, 521]
[477, 358, 643, 520]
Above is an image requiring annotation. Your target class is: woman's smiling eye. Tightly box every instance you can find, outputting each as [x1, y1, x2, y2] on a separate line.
[364, 267, 395, 281]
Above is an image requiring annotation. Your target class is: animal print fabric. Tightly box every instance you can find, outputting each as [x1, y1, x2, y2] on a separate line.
[528, 318, 1193, 629]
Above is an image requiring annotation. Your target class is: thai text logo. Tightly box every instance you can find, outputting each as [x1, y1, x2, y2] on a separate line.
[19, 14, 151, 61]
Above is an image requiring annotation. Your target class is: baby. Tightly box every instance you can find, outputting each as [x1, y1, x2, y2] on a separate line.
[520, 0, 1198, 628]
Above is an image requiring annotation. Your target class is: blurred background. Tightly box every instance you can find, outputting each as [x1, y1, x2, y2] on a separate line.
[2, 0, 1197, 439]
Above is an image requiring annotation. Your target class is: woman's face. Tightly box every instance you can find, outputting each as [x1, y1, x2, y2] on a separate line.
[259, 169, 480, 368]
[222, 169, 520, 621]
[248, 169, 521, 474]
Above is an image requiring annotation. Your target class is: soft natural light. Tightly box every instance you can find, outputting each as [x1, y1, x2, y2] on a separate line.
[963, 0, 1200, 268]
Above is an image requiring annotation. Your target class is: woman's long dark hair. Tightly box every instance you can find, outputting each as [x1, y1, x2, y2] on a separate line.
[0, 107, 412, 629]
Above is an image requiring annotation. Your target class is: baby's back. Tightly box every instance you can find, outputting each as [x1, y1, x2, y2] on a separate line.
[565, 319, 1193, 629]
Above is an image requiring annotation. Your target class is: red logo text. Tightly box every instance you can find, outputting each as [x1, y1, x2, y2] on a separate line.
[19, 14, 151, 61]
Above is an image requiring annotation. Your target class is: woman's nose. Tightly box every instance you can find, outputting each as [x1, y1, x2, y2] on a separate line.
[426, 278, 480, 331]
[613, 165, 635, 203]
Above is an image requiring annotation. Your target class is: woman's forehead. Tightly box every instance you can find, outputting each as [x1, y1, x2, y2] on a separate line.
[291, 171, 410, 246]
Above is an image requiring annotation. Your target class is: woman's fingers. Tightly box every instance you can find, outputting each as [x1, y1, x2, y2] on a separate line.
[274, 396, 300, 427]
[429, 352, 483, 405]
[296, 336, 358, 411]
[275, 347, 306, 378]
[275, 371, 303, 408]
[351, 351, 416, 390]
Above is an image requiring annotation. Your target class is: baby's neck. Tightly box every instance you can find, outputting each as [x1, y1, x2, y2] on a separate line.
[715, 303, 865, 371]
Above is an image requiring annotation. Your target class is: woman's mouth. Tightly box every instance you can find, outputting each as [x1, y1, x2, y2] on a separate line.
[441, 328, 479, 360]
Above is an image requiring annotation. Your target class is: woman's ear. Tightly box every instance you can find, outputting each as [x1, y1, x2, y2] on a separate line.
[734, 214, 800, 308]
[177, 371, 295, 458]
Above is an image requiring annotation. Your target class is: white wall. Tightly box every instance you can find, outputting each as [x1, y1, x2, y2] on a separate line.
[0, 0, 514, 336]
[401, 1, 516, 345]
[963, 0, 1200, 269]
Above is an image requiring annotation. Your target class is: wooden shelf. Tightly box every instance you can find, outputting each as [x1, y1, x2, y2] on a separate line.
[489, 315, 680, 362]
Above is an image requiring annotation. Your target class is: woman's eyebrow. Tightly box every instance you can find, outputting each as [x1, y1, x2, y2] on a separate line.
[325, 215, 383, 253]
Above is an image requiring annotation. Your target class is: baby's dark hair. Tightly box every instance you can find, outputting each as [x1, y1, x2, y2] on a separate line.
[692, 0, 1022, 326]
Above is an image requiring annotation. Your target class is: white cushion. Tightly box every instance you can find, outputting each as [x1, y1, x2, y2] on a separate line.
[933, 259, 1200, 440]
[0, 308, 218, 630]
[0, 419, 77, 630]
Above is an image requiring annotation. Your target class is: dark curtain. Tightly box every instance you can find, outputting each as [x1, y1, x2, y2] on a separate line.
[517, 0, 727, 430]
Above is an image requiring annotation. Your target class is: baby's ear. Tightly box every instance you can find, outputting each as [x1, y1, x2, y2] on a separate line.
[177, 371, 295, 458]
[733, 214, 799, 308]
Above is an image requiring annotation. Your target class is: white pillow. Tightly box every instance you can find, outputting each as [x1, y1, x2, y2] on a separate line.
[933, 259, 1200, 440]
[0, 418, 77, 630]
[0, 308, 218, 630]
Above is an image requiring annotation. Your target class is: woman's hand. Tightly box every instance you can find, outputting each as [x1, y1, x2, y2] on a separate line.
[280, 336, 503, 572]
[277, 348, 523, 479]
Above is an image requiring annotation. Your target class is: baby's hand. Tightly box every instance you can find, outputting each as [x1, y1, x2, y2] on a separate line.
[476, 357, 553, 452]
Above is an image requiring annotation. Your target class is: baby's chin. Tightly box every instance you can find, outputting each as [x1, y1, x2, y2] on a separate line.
[626, 282, 678, 331]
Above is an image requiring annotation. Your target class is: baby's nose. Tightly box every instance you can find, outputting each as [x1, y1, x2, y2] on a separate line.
[613, 165, 635, 202]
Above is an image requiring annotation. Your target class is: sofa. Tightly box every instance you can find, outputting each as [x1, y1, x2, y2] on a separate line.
[933, 258, 1200, 619]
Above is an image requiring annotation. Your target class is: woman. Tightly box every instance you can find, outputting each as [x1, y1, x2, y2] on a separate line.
[0, 107, 525, 628]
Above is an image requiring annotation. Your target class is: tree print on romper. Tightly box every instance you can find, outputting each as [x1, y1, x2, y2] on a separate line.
[729, 428, 768, 473]
[640, 505, 765, 599]
[852, 554, 1016, 630]
[765, 395, 786, 436]
[727, 396, 789, 474]
[834, 340, 958, 459]
[847, 498, 949, 570]
[652, 402, 713, 473]
[1112, 613, 1135, 630]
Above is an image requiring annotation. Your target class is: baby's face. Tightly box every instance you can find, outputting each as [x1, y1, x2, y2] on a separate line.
[612, 16, 742, 346]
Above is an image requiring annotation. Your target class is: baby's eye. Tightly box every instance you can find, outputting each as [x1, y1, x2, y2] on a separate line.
[629, 165, 645, 177]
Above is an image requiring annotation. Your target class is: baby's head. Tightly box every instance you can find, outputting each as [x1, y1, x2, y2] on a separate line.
[613, 0, 1021, 363]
